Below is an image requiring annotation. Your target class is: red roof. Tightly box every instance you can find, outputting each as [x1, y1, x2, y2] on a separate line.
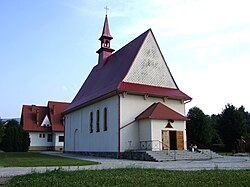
[21, 101, 69, 132]
[64, 25, 191, 114]
[136, 102, 188, 121]
[99, 14, 113, 39]
[118, 82, 191, 100]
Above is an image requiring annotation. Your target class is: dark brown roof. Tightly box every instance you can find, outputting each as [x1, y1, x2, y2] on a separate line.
[136, 102, 188, 121]
[21, 101, 69, 132]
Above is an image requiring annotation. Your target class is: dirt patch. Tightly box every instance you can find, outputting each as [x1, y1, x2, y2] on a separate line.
[0, 177, 12, 186]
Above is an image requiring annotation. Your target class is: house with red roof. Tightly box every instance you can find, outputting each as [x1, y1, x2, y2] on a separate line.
[63, 15, 191, 158]
[21, 101, 69, 151]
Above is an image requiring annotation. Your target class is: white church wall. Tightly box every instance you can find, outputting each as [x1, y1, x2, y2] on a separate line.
[120, 121, 140, 151]
[120, 94, 186, 151]
[138, 119, 152, 150]
[123, 31, 177, 89]
[64, 95, 119, 152]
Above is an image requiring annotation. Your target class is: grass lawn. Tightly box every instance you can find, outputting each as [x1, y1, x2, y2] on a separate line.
[5, 168, 250, 187]
[0, 152, 97, 167]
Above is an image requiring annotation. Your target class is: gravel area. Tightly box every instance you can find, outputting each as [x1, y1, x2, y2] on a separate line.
[0, 152, 249, 178]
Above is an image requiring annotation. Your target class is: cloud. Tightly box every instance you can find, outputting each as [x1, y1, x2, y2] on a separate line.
[173, 52, 250, 115]
[116, 0, 250, 37]
[61, 85, 68, 91]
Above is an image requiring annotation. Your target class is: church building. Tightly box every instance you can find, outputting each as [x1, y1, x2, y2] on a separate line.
[63, 15, 191, 158]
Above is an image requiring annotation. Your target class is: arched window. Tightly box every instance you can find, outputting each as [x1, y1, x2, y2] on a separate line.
[104, 108, 107, 131]
[96, 110, 100, 132]
[90, 112, 93, 133]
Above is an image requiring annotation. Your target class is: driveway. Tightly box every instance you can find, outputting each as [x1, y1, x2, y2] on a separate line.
[0, 152, 250, 178]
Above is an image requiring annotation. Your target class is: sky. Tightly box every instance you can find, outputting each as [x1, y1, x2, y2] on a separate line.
[1, 0, 250, 118]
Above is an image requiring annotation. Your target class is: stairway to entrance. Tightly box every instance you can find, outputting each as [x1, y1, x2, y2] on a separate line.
[145, 149, 222, 162]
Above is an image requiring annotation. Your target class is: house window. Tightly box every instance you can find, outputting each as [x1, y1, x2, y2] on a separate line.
[96, 110, 100, 132]
[59, 136, 64, 142]
[47, 134, 53, 142]
[39, 133, 45, 138]
[90, 112, 93, 133]
[104, 107, 107, 131]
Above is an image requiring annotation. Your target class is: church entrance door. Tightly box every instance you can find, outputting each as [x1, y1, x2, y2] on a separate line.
[169, 131, 177, 150]
[162, 130, 169, 150]
[162, 130, 184, 150]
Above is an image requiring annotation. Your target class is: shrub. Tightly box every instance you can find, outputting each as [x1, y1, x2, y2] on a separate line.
[1, 119, 30, 152]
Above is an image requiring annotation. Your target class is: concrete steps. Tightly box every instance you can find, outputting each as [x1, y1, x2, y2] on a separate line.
[146, 149, 222, 162]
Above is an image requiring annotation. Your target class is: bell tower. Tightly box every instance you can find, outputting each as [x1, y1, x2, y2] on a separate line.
[97, 15, 115, 67]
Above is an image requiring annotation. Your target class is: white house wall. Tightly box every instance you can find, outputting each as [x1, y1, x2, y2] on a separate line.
[120, 94, 186, 152]
[29, 132, 53, 147]
[64, 95, 119, 152]
[54, 132, 64, 147]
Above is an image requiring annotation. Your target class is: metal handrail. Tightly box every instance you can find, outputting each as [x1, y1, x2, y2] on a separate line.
[139, 140, 169, 151]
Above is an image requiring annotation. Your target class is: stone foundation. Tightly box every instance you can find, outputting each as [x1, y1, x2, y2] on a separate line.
[64, 151, 155, 161]
[29, 146, 63, 151]
[64, 151, 119, 158]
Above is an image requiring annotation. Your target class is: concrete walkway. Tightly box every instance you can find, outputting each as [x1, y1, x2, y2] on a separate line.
[0, 152, 250, 177]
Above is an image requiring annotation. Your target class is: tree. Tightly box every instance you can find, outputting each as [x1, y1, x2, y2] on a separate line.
[1, 119, 30, 152]
[217, 104, 247, 151]
[0, 118, 4, 146]
[187, 107, 214, 147]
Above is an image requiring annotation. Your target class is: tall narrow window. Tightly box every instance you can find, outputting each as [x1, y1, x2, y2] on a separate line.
[104, 108, 107, 131]
[90, 112, 93, 133]
[96, 110, 100, 132]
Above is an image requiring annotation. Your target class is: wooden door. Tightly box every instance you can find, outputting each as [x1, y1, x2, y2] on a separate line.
[176, 131, 184, 150]
[162, 130, 169, 150]
[170, 131, 177, 150]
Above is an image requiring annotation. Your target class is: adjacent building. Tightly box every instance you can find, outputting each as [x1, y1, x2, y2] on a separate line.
[21, 101, 69, 151]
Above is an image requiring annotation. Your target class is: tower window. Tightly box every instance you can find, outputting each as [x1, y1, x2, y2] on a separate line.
[96, 110, 100, 132]
[104, 108, 107, 131]
[90, 112, 93, 133]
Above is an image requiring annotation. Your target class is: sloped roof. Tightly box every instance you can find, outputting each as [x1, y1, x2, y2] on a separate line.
[21, 101, 69, 132]
[48, 101, 69, 132]
[64, 29, 191, 114]
[65, 29, 150, 113]
[136, 102, 188, 121]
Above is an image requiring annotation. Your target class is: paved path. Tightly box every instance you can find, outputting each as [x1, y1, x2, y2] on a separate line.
[0, 152, 250, 177]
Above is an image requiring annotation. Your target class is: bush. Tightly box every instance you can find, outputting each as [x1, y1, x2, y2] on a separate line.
[1, 119, 30, 152]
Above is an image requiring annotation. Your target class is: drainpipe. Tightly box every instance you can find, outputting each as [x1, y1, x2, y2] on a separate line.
[118, 95, 121, 159]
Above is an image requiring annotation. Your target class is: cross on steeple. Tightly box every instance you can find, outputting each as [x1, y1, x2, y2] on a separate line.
[104, 6, 109, 15]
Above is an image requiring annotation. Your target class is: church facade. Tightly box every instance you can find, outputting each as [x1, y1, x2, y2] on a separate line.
[63, 15, 191, 158]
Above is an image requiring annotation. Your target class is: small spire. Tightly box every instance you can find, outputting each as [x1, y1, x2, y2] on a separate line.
[99, 14, 113, 40]
[97, 14, 115, 67]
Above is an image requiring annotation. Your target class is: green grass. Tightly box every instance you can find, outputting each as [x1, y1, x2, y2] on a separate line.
[217, 152, 233, 156]
[5, 168, 250, 187]
[0, 152, 97, 167]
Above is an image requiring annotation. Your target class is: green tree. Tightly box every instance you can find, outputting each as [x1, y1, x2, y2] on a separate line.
[1, 119, 30, 152]
[217, 104, 247, 151]
[0, 118, 4, 147]
[187, 107, 214, 147]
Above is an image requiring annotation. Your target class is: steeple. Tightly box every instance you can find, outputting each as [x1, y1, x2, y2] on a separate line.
[97, 15, 115, 67]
